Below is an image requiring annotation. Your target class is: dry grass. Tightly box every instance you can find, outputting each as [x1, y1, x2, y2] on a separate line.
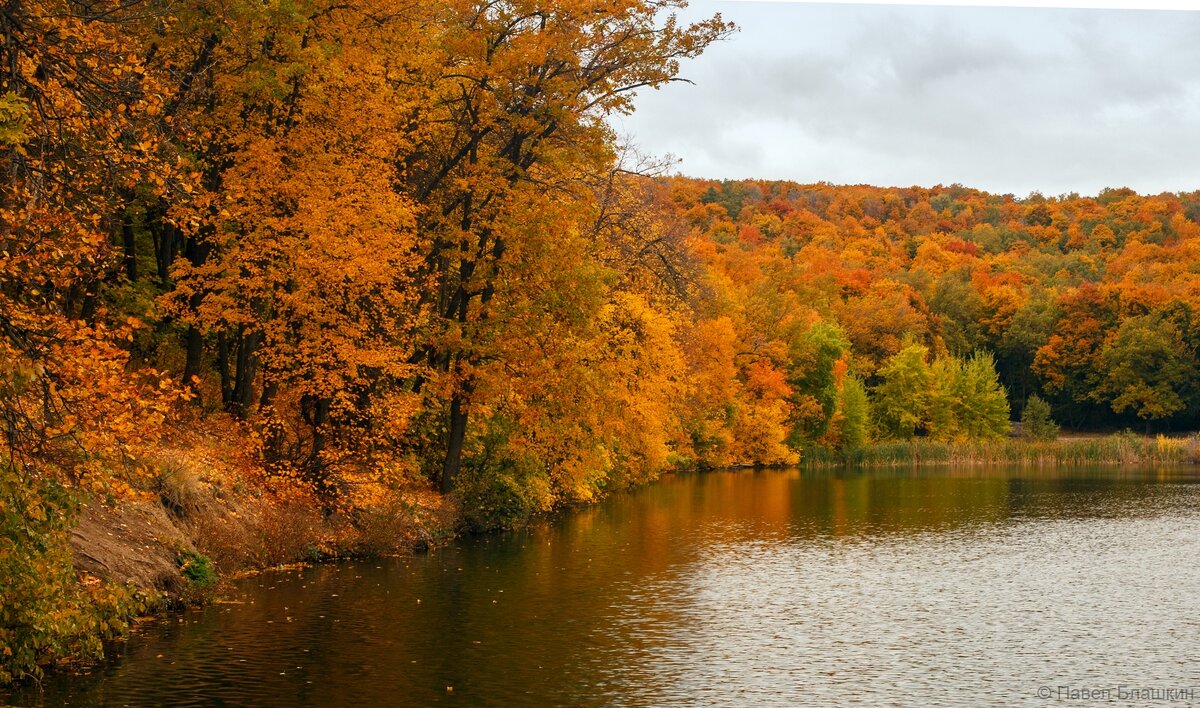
[110, 419, 461, 587]
[803, 433, 1200, 468]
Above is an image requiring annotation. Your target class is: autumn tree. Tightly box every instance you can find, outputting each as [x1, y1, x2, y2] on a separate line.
[0, 0, 181, 681]
[0, 0, 181, 469]
[447, 167, 701, 522]
[1033, 284, 1116, 418]
[402, 1, 731, 491]
[157, 0, 430, 492]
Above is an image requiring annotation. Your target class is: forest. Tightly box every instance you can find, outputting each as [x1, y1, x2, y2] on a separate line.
[3, 0, 1200, 685]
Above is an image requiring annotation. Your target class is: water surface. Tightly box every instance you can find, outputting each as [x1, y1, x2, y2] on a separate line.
[11, 467, 1200, 706]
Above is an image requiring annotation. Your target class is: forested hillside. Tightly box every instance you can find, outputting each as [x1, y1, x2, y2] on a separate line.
[669, 179, 1200, 436]
[3, 0, 1200, 684]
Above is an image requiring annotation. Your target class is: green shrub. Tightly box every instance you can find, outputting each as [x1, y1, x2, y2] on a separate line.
[454, 417, 556, 531]
[1021, 395, 1059, 441]
[177, 550, 217, 588]
[454, 467, 551, 532]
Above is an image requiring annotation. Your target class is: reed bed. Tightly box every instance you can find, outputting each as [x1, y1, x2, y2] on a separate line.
[802, 434, 1200, 468]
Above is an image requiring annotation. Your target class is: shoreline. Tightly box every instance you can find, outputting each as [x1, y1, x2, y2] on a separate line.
[5, 432, 1198, 690]
[800, 433, 1200, 469]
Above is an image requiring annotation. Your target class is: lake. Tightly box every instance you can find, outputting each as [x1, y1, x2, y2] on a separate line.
[11, 467, 1200, 706]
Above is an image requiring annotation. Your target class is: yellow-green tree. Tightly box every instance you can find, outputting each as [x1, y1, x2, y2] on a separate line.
[402, 0, 731, 491]
[872, 343, 932, 439]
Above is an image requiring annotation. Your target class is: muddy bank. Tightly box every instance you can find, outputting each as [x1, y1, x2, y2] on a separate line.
[71, 500, 197, 597]
[68, 446, 458, 603]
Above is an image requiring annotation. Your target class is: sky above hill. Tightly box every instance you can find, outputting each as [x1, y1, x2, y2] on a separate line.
[615, 1, 1200, 197]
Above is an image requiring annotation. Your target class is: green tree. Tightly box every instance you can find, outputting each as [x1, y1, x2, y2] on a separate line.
[926, 352, 1010, 441]
[786, 321, 851, 445]
[927, 356, 962, 440]
[929, 270, 987, 355]
[1092, 314, 1197, 425]
[954, 352, 1011, 440]
[838, 375, 870, 450]
[872, 342, 932, 439]
[1021, 394, 1059, 441]
[997, 292, 1058, 402]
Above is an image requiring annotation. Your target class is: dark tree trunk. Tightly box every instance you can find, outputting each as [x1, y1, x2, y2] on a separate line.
[165, 223, 180, 284]
[181, 234, 212, 393]
[64, 284, 79, 319]
[230, 329, 261, 418]
[121, 213, 137, 282]
[299, 394, 333, 495]
[217, 331, 233, 406]
[151, 212, 179, 286]
[259, 374, 284, 468]
[80, 290, 97, 324]
[259, 375, 278, 410]
[310, 397, 330, 461]
[440, 382, 472, 494]
[183, 323, 204, 395]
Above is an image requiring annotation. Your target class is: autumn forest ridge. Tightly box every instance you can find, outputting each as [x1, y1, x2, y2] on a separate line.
[3, 0, 1200, 685]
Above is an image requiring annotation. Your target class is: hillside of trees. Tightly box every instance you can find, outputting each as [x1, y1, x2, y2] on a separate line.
[667, 178, 1200, 439]
[4, 0, 1200, 684]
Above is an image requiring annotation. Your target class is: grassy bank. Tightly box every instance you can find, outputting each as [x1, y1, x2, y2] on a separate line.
[801, 433, 1200, 468]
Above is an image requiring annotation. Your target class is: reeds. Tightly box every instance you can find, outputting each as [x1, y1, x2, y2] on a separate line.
[802, 433, 1200, 468]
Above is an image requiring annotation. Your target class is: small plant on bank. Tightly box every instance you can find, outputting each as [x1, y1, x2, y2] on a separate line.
[1021, 395, 1059, 441]
[177, 550, 216, 589]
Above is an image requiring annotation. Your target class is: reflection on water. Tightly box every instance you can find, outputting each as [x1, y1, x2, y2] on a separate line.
[10, 467, 1200, 706]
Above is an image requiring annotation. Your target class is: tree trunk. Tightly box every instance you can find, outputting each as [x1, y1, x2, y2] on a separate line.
[151, 213, 178, 286]
[64, 284, 79, 319]
[217, 331, 233, 405]
[80, 290, 97, 324]
[309, 397, 330, 463]
[259, 375, 278, 410]
[299, 394, 333, 496]
[181, 234, 212, 393]
[183, 323, 204, 396]
[440, 385, 471, 493]
[121, 213, 137, 282]
[230, 329, 261, 418]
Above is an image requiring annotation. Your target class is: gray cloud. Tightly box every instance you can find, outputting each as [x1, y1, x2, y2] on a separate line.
[615, 2, 1200, 196]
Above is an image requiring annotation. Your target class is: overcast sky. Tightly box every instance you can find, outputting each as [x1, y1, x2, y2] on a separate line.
[615, 1, 1200, 197]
